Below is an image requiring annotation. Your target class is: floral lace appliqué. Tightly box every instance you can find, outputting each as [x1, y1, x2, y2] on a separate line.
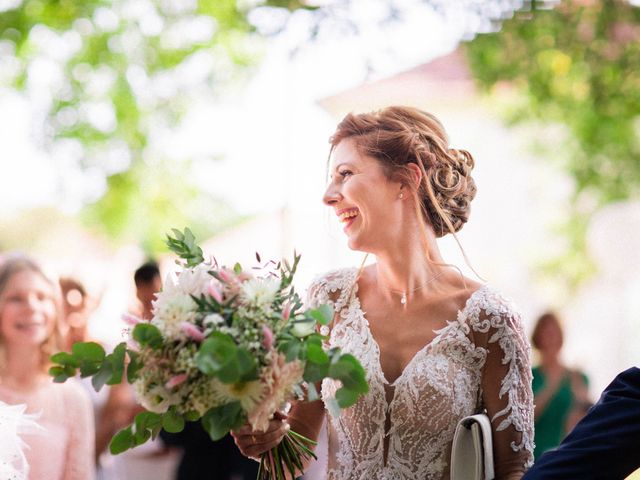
[307, 268, 534, 480]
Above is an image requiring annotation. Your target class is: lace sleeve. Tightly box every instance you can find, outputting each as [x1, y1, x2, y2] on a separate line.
[468, 288, 534, 476]
[305, 268, 358, 314]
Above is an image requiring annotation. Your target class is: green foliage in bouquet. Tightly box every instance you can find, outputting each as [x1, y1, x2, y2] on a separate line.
[50, 228, 368, 478]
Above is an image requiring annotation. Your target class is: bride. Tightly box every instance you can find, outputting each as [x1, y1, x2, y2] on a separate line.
[233, 106, 534, 479]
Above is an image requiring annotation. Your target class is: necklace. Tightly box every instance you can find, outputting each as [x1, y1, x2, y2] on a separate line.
[378, 270, 446, 306]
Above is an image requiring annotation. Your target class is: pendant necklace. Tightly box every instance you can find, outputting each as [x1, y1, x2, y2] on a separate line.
[379, 270, 446, 306]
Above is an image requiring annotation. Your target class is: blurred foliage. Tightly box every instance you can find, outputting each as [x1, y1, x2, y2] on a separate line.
[0, 0, 314, 253]
[465, 0, 640, 289]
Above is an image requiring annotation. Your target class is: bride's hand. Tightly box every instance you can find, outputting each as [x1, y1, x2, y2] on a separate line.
[231, 412, 290, 459]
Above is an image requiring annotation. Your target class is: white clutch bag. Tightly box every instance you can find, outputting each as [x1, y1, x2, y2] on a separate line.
[450, 413, 495, 480]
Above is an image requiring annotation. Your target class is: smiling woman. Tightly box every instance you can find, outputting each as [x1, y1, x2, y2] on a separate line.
[0, 255, 96, 480]
[234, 106, 534, 480]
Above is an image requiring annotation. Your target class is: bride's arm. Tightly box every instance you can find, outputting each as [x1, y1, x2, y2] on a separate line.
[472, 298, 534, 480]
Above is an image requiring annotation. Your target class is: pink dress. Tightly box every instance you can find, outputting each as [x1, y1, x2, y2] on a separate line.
[0, 377, 96, 480]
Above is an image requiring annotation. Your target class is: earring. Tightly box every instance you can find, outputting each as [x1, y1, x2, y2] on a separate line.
[399, 192, 404, 199]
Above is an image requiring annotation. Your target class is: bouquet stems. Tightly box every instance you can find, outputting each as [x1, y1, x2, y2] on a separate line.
[257, 430, 317, 480]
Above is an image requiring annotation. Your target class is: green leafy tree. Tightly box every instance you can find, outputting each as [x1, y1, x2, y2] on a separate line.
[0, 0, 314, 252]
[465, 0, 640, 289]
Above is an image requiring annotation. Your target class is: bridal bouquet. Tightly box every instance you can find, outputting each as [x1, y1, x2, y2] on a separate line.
[50, 228, 368, 479]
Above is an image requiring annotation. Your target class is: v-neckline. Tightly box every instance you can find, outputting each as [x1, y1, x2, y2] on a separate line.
[350, 283, 489, 387]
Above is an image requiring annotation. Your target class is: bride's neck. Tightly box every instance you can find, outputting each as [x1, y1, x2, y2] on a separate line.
[373, 235, 444, 293]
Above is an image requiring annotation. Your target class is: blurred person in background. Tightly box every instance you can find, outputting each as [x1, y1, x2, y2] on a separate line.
[0, 254, 95, 480]
[531, 311, 590, 460]
[58, 276, 133, 478]
[99, 259, 181, 480]
[134, 261, 162, 320]
[161, 422, 259, 480]
[59, 277, 98, 351]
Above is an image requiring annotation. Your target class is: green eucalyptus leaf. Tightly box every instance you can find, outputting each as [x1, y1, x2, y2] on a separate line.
[132, 323, 163, 349]
[196, 332, 242, 383]
[162, 409, 185, 433]
[110, 427, 135, 454]
[335, 387, 361, 409]
[71, 341, 105, 362]
[49, 366, 70, 383]
[329, 354, 368, 393]
[184, 411, 200, 422]
[107, 343, 127, 385]
[134, 411, 162, 433]
[91, 361, 114, 392]
[50, 351, 78, 367]
[201, 402, 244, 441]
[308, 304, 334, 325]
[126, 350, 142, 383]
[133, 428, 152, 445]
[303, 361, 329, 383]
[306, 343, 329, 364]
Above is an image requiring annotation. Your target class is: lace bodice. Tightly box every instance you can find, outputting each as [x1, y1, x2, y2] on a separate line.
[308, 268, 534, 480]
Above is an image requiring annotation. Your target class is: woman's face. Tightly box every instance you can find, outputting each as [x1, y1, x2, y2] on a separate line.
[536, 318, 563, 353]
[323, 139, 403, 252]
[0, 270, 57, 348]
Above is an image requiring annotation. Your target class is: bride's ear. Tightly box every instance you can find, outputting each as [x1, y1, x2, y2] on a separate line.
[404, 163, 422, 191]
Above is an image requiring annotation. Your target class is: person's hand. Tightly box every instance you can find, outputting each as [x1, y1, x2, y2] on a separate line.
[231, 412, 290, 459]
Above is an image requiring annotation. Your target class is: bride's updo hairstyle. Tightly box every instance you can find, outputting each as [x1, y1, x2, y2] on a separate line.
[329, 106, 477, 238]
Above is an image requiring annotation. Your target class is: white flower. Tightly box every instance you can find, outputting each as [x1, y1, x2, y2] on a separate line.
[152, 293, 197, 340]
[211, 378, 264, 413]
[203, 313, 225, 333]
[134, 382, 181, 414]
[240, 277, 280, 309]
[176, 263, 213, 297]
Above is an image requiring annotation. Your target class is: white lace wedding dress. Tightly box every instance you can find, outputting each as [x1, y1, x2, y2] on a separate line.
[308, 268, 534, 480]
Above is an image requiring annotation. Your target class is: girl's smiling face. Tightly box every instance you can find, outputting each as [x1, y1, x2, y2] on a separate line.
[0, 269, 57, 348]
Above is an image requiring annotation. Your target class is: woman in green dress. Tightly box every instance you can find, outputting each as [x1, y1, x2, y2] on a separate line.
[531, 312, 590, 460]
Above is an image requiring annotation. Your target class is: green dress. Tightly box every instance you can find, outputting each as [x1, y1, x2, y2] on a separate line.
[532, 366, 588, 460]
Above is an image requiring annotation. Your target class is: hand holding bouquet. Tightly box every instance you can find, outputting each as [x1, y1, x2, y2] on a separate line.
[50, 228, 368, 479]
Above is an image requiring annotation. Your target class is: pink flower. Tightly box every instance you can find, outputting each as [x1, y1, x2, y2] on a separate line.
[247, 352, 303, 432]
[165, 373, 188, 390]
[282, 302, 292, 321]
[217, 268, 234, 283]
[122, 313, 144, 326]
[180, 321, 205, 342]
[208, 281, 223, 303]
[262, 325, 274, 350]
[237, 271, 253, 282]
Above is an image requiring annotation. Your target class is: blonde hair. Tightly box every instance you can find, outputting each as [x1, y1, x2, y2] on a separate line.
[0, 254, 63, 374]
